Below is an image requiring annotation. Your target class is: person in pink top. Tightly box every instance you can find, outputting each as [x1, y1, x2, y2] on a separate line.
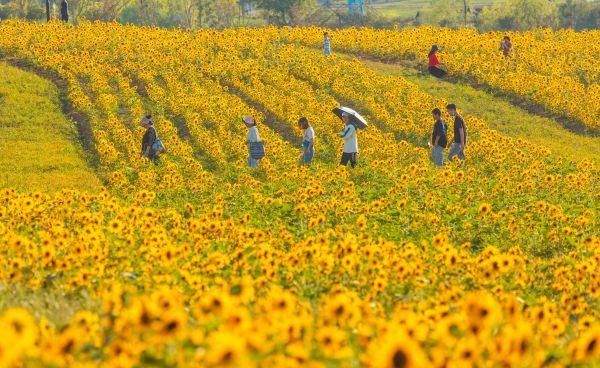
[428, 44, 447, 78]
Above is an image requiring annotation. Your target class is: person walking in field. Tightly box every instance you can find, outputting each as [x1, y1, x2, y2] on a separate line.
[499, 36, 513, 57]
[299, 117, 315, 165]
[339, 112, 358, 168]
[244, 116, 262, 168]
[140, 115, 160, 164]
[428, 44, 447, 78]
[323, 32, 332, 56]
[446, 104, 467, 162]
[60, 0, 69, 22]
[430, 108, 448, 167]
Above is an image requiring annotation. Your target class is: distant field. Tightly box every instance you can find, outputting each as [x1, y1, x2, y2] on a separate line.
[368, 0, 499, 19]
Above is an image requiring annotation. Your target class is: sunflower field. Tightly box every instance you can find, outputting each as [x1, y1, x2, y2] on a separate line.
[284, 27, 600, 132]
[0, 20, 598, 367]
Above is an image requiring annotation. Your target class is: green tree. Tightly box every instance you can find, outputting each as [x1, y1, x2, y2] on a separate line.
[196, 0, 216, 27]
[426, 0, 463, 27]
[256, 0, 315, 25]
[477, 0, 558, 31]
[558, 0, 600, 30]
[511, 0, 557, 30]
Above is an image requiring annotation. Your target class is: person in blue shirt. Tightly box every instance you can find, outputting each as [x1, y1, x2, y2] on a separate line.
[323, 32, 332, 56]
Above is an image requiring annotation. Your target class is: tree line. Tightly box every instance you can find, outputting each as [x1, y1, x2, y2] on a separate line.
[0, 0, 597, 31]
[421, 0, 599, 31]
[0, 0, 316, 28]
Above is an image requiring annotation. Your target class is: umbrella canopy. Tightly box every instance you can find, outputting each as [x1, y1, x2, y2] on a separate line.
[332, 106, 368, 130]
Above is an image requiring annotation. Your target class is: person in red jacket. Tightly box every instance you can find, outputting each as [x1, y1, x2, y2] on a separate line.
[428, 44, 447, 78]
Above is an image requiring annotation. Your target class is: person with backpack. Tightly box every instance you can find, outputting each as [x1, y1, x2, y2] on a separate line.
[428, 44, 447, 79]
[339, 112, 358, 168]
[446, 104, 467, 162]
[430, 108, 447, 167]
[140, 115, 163, 165]
[298, 117, 315, 165]
[244, 116, 263, 168]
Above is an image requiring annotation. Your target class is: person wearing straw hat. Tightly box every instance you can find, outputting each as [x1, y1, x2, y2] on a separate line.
[339, 112, 358, 168]
[244, 116, 261, 168]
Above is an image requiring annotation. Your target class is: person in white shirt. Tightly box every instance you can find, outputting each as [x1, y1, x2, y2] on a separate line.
[244, 116, 260, 168]
[339, 112, 358, 168]
[298, 117, 315, 164]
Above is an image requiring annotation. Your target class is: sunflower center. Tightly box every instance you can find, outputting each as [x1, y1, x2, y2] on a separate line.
[587, 338, 597, 354]
[392, 349, 408, 368]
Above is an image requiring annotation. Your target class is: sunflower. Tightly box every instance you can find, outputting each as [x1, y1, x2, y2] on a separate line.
[571, 326, 600, 363]
[463, 292, 501, 335]
[204, 330, 249, 367]
[372, 329, 428, 368]
[477, 203, 492, 216]
[2, 308, 38, 351]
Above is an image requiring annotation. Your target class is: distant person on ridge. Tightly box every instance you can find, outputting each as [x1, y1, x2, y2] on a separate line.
[339, 112, 358, 168]
[299, 117, 315, 165]
[446, 104, 467, 162]
[499, 36, 513, 57]
[323, 32, 332, 56]
[60, 0, 69, 22]
[428, 44, 446, 78]
[430, 108, 448, 167]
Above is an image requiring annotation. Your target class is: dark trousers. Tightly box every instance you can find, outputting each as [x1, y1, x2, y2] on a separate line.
[429, 66, 447, 78]
[340, 152, 357, 168]
[143, 149, 158, 165]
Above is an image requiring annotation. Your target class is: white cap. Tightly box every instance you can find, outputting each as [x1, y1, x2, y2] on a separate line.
[243, 116, 255, 125]
[341, 112, 350, 117]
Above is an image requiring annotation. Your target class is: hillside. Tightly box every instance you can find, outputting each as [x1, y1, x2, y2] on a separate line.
[0, 21, 598, 368]
[0, 62, 101, 192]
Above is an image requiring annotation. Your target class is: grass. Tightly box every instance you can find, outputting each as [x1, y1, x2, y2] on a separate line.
[0, 62, 102, 192]
[359, 58, 600, 164]
[368, 0, 499, 19]
[0, 283, 93, 326]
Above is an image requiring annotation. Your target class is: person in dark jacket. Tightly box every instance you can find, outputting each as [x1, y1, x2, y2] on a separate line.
[140, 115, 158, 164]
[430, 108, 448, 167]
[60, 0, 69, 22]
[446, 103, 467, 161]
